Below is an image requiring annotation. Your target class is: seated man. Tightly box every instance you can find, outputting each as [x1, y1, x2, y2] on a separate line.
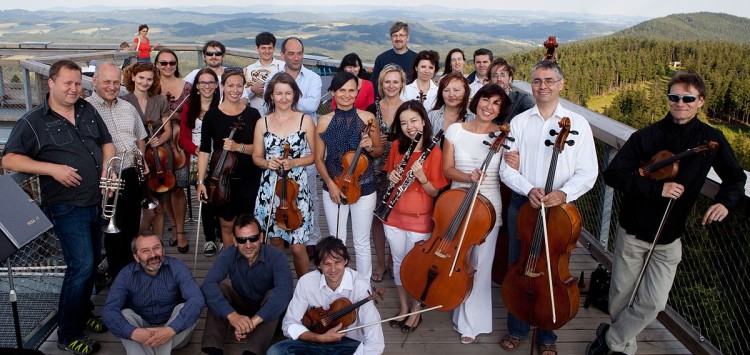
[102, 231, 204, 355]
[201, 214, 294, 355]
[268, 236, 385, 355]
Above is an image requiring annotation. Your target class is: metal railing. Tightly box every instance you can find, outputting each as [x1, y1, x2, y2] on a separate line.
[1, 44, 749, 354]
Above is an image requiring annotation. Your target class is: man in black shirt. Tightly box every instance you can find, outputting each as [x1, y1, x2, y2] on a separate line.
[3, 60, 115, 355]
[586, 72, 746, 355]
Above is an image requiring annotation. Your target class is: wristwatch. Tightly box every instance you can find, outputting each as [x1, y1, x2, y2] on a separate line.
[196, 179, 204, 185]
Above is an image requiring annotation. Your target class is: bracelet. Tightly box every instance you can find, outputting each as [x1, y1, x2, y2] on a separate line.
[239, 143, 245, 154]
[420, 179, 428, 185]
[196, 179, 204, 185]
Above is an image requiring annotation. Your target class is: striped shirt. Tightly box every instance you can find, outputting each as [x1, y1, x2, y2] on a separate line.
[86, 92, 147, 169]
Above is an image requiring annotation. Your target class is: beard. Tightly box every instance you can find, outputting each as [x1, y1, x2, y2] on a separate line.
[140, 255, 163, 273]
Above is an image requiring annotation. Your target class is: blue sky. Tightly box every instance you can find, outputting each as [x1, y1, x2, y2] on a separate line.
[2, 1, 749, 18]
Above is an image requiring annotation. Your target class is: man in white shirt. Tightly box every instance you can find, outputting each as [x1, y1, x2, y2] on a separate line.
[244, 32, 284, 112]
[498, 60, 598, 355]
[468, 48, 492, 98]
[268, 236, 385, 355]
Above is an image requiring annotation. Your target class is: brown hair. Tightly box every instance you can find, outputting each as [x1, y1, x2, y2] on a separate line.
[123, 62, 161, 96]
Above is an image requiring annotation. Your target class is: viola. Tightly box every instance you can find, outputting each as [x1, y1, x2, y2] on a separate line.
[275, 143, 303, 231]
[400, 124, 511, 311]
[502, 117, 580, 330]
[333, 118, 374, 204]
[206, 117, 244, 206]
[171, 123, 187, 170]
[144, 119, 176, 193]
[639, 141, 718, 181]
[302, 289, 384, 334]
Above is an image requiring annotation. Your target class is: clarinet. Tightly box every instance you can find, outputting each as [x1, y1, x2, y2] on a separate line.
[375, 129, 443, 222]
[374, 131, 422, 221]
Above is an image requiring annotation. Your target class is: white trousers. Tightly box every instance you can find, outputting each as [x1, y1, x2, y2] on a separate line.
[322, 191, 376, 280]
[383, 224, 430, 285]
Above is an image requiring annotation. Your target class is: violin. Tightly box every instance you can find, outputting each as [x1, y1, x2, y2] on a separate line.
[639, 141, 718, 181]
[502, 117, 580, 330]
[275, 143, 303, 231]
[302, 289, 384, 334]
[400, 124, 511, 311]
[166, 91, 187, 169]
[333, 118, 374, 204]
[145, 119, 176, 193]
[206, 117, 244, 206]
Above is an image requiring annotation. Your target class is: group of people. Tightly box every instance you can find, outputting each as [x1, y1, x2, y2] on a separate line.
[2, 19, 745, 355]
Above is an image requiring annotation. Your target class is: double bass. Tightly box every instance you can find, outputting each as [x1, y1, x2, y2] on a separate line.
[205, 118, 244, 205]
[502, 117, 580, 330]
[400, 124, 511, 311]
[275, 143, 303, 231]
[333, 119, 374, 204]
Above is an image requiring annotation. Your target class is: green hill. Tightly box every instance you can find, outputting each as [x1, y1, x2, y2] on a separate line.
[614, 12, 750, 44]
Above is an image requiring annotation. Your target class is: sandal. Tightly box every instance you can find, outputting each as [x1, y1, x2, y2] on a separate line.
[500, 334, 522, 351]
[168, 226, 178, 246]
[460, 335, 475, 344]
[538, 343, 557, 355]
[371, 266, 389, 283]
[176, 232, 189, 254]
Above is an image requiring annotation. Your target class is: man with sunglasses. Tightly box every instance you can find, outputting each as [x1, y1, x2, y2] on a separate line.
[586, 72, 746, 355]
[184, 41, 251, 101]
[200, 214, 293, 355]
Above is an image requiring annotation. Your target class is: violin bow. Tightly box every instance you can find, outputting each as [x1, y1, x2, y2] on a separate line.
[336, 305, 443, 334]
[148, 93, 191, 142]
[449, 168, 487, 277]
[193, 198, 204, 273]
[628, 198, 675, 307]
[539, 201, 557, 324]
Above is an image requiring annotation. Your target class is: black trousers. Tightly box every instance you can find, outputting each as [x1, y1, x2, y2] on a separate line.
[103, 168, 142, 278]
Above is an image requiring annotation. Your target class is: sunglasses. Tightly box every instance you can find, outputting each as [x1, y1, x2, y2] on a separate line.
[205, 51, 224, 57]
[234, 233, 261, 244]
[157, 61, 177, 67]
[667, 94, 698, 103]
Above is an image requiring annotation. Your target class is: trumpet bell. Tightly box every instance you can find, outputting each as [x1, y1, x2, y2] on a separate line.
[102, 218, 121, 234]
[142, 198, 159, 210]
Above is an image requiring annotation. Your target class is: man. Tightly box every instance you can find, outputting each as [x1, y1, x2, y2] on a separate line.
[499, 60, 598, 355]
[586, 72, 746, 355]
[244, 32, 284, 112]
[87, 61, 149, 279]
[3, 59, 115, 354]
[371, 21, 417, 99]
[467, 48, 493, 98]
[102, 231, 204, 355]
[276, 36, 324, 250]
[488, 57, 535, 123]
[201, 214, 293, 355]
[184, 40, 228, 83]
[268, 236, 385, 355]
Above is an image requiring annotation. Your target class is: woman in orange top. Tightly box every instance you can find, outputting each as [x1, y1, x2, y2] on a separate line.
[383, 100, 449, 333]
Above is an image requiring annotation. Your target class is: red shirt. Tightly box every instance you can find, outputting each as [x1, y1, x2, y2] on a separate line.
[133, 36, 151, 59]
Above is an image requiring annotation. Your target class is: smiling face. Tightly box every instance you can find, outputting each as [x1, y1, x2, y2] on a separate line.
[491, 65, 512, 93]
[399, 109, 426, 140]
[133, 235, 164, 276]
[48, 67, 82, 108]
[416, 59, 436, 82]
[93, 63, 121, 104]
[282, 39, 304, 72]
[155, 52, 178, 78]
[319, 253, 347, 289]
[668, 83, 704, 124]
[132, 70, 154, 93]
[258, 43, 275, 63]
[343, 64, 361, 77]
[474, 54, 491, 77]
[531, 68, 563, 106]
[272, 82, 295, 111]
[332, 79, 358, 109]
[196, 73, 217, 99]
[382, 71, 403, 99]
[442, 77, 466, 109]
[234, 223, 262, 263]
[450, 51, 465, 73]
[222, 74, 245, 103]
[475, 94, 503, 122]
[204, 45, 224, 69]
[391, 29, 409, 52]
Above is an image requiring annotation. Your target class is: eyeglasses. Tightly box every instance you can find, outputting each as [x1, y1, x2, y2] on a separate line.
[205, 51, 224, 57]
[531, 78, 561, 87]
[157, 61, 177, 67]
[667, 94, 698, 103]
[491, 72, 510, 79]
[234, 233, 261, 244]
[197, 81, 217, 87]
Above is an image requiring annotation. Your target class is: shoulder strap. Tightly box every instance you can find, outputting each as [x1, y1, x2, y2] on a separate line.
[299, 113, 305, 129]
[264, 115, 269, 133]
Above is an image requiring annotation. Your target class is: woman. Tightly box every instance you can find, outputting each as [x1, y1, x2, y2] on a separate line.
[179, 68, 222, 257]
[131, 24, 159, 63]
[442, 48, 466, 78]
[429, 72, 474, 134]
[401, 50, 440, 112]
[196, 70, 262, 248]
[384, 101, 449, 333]
[366, 64, 406, 283]
[252, 72, 317, 278]
[122, 63, 183, 250]
[315, 71, 383, 281]
[155, 48, 192, 253]
[331, 53, 375, 111]
[443, 84, 511, 344]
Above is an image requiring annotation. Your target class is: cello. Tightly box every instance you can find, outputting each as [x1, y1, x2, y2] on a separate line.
[275, 143, 303, 231]
[205, 117, 244, 206]
[400, 124, 511, 311]
[333, 118, 374, 204]
[502, 117, 580, 330]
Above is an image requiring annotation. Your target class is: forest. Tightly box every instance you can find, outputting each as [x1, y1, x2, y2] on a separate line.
[508, 37, 750, 169]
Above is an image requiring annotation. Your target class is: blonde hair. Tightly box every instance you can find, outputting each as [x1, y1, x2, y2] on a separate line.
[377, 64, 406, 99]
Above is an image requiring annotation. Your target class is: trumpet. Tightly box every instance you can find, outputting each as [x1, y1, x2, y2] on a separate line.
[100, 152, 126, 233]
[374, 131, 422, 221]
[134, 149, 158, 209]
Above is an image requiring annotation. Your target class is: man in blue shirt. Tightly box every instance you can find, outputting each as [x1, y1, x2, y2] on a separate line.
[102, 231, 204, 355]
[201, 214, 294, 355]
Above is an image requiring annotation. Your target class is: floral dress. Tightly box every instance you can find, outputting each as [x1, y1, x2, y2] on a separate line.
[253, 115, 313, 244]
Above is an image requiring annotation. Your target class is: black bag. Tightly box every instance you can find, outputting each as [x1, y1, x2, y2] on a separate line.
[584, 264, 611, 314]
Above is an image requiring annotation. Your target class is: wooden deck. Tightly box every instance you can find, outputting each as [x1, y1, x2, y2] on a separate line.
[38, 186, 689, 355]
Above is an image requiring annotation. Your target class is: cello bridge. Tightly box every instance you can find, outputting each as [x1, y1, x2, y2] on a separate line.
[524, 271, 542, 277]
[434, 251, 450, 258]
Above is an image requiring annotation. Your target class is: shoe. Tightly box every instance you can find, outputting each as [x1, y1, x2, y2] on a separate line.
[58, 335, 101, 354]
[85, 316, 108, 333]
[460, 335, 475, 344]
[389, 311, 408, 328]
[500, 333, 521, 350]
[201, 346, 223, 355]
[177, 232, 189, 253]
[371, 266, 389, 283]
[168, 226, 178, 246]
[401, 314, 422, 333]
[538, 343, 557, 355]
[203, 241, 217, 257]
[585, 322, 611, 355]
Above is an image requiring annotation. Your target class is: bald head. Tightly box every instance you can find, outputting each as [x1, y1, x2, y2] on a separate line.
[93, 62, 122, 104]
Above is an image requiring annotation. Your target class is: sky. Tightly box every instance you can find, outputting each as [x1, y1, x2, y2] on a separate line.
[2, 0, 750, 19]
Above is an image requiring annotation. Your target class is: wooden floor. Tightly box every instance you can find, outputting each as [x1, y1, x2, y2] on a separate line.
[38, 188, 689, 354]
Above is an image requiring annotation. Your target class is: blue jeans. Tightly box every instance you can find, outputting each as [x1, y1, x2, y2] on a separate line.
[506, 193, 557, 345]
[43, 204, 102, 344]
[267, 337, 361, 355]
